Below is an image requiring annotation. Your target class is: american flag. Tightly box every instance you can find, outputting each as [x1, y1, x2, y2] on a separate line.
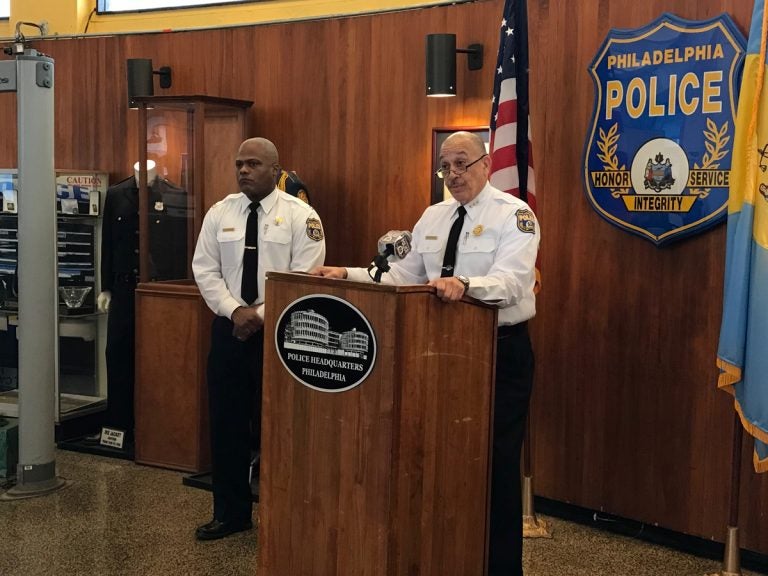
[489, 0, 536, 213]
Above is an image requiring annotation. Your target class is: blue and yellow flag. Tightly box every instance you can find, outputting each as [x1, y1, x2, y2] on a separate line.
[717, 0, 768, 472]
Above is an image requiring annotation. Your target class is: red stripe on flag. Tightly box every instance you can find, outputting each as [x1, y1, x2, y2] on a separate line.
[490, 143, 518, 170]
[496, 99, 518, 127]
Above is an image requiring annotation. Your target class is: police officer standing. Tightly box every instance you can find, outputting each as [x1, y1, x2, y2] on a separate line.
[192, 137, 325, 540]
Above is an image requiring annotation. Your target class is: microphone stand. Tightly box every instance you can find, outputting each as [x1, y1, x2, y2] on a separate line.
[368, 254, 391, 283]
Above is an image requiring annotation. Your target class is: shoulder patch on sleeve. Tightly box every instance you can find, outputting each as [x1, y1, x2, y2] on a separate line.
[516, 208, 536, 234]
[306, 217, 324, 241]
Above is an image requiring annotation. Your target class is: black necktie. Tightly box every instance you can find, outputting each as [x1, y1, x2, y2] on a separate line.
[241, 202, 260, 304]
[441, 205, 467, 277]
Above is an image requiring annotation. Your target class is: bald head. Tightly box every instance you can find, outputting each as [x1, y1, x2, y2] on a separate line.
[236, 137, 281, 201]
[442, 131, 487, 158]
[240, 137, 279, 164]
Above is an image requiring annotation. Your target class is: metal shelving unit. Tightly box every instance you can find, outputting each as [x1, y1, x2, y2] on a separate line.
[0, 170, 108, 424]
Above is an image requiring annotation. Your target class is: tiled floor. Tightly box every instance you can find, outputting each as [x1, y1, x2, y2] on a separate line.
[0, 449, 764, 576]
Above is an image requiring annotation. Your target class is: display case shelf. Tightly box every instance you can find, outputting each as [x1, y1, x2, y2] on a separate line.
[0, 390, 106, 419]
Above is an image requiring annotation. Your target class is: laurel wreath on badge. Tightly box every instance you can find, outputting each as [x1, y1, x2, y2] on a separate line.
[596, 123, 630, 198]
[689, 118, 730, 199]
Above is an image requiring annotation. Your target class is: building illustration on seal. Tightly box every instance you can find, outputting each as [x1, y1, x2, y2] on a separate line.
[283, 309, 370, 360]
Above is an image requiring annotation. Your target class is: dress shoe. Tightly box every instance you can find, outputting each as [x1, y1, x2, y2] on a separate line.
[195, 518, 253, 541]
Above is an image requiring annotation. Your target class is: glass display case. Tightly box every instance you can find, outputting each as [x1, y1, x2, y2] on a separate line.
[132, 96, 252, 472]
[132, 95, 253, 282]
[0, 169, 108, 424]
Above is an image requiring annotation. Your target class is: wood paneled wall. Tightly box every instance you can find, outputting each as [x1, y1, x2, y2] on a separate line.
[1, 0, 765, 555]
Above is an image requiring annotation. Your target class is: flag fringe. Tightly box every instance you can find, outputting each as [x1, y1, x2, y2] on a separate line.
[754, 450, 768, 472]
[730, 396, 768, 472]
[732, 399, 768, 444]
[716, 358, 741, 389]
[717, 354, 768, 471]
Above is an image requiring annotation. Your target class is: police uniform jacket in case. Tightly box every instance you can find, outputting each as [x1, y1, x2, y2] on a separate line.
[100, 176, 188, 435]
[101, 176, 188, 290]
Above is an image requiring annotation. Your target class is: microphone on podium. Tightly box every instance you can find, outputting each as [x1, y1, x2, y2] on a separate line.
[368, 230, 412, 282]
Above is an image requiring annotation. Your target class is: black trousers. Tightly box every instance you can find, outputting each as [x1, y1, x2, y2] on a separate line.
[104, 283, 136, 435]
[207, 315, 264, 524]
[488, 322, 534, 576]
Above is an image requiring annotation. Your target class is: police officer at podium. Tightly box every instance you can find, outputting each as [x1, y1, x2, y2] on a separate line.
[312, 131, 539, 576]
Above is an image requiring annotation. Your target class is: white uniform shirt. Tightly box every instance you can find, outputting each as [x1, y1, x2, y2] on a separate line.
[193, 187, 326, 320]
[347, 183, 539, 326]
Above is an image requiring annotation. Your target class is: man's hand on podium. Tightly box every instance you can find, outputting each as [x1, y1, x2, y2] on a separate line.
[428, 277, 466, 302]
[309, 266, 348, 279]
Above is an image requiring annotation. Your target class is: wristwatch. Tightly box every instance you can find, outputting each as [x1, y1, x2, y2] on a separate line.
[456, 275, 470, 293]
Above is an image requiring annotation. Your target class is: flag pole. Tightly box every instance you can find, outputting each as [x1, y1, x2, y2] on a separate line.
[489, 0, 546, 539]
[522, 413, 551, 538]
[707, 411, 744, 576]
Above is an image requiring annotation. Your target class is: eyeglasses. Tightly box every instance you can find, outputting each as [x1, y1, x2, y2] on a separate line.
[435, 154, 487, 179]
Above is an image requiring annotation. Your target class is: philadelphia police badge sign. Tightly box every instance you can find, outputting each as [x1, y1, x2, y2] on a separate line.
[275, 294, 377, 392]
[583, 13, 745, 245]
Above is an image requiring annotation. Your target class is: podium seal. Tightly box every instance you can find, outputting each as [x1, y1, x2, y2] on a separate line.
[275, 294, 377, 392]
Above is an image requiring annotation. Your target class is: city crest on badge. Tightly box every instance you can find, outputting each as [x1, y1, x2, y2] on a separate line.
[582, 13, 745, 246]
[644, 153, 675, 193]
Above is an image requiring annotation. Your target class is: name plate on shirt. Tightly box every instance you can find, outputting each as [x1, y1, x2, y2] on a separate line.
[274, 294, 377, 393]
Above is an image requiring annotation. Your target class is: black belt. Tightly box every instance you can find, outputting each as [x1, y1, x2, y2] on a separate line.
[497, 321, 528, 337]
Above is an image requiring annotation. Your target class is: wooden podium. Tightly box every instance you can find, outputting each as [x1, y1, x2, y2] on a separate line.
[259, 272, 498, 576]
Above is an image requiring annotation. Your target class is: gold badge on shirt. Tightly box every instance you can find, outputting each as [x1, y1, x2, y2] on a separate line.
[306, 218, 324, 241]
[472, 225, 484, 236]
